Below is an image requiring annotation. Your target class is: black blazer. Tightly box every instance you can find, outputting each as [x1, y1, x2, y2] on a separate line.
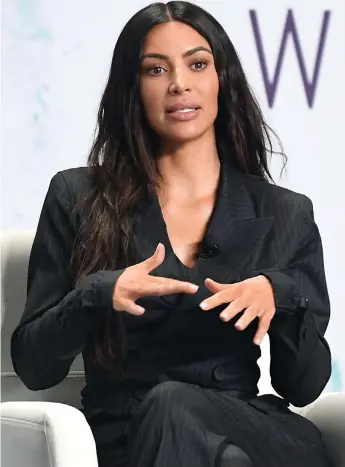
[11, 160, 331, 409]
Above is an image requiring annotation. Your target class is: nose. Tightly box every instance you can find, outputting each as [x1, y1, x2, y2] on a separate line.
[168, 68, 191, 95]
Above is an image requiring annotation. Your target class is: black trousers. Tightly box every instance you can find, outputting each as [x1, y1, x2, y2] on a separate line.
[95, 381, 331, 467]
[127, 381, 252, 467]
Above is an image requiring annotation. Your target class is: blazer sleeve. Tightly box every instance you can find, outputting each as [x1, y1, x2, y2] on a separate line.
[11, 172, 125, 391]
[261, 196, 331, 407]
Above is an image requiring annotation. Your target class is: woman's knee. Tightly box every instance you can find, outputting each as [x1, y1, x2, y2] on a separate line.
[135, 381, 201, 425]
[143, 381, 197, 407]
[216, 443, 253, 467]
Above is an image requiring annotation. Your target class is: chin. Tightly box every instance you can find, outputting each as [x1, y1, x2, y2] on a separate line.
[165, 124, 211, 144]
[170, 132, 203, 144]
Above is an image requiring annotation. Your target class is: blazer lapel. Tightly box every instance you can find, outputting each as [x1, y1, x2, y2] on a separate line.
[133, 157, 274, 283]
[132, 190, 181, 308]
[196, 158, 274, 283]
[133, 192, 170, 262]
[128, 157, 274, 348]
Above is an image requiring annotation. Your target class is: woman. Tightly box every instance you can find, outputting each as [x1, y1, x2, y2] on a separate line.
[11, 2, 332, 467]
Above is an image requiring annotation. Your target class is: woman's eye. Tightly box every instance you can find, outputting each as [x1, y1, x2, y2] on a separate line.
[147, 65, 165, 75]
[191, 60, 207, 71]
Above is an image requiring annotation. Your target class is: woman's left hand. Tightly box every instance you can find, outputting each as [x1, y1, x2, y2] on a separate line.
[199, 276, 276, 345]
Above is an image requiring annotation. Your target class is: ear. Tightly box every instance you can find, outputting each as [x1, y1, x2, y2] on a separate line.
[205, 278, 229, 293]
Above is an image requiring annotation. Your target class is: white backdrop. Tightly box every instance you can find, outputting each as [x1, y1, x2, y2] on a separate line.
[2, 0, 345, 394]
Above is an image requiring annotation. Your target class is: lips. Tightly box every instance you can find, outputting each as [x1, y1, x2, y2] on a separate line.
[166, 104, 201, 113]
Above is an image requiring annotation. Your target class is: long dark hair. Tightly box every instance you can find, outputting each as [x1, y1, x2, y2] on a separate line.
[71, 1, 285, 370]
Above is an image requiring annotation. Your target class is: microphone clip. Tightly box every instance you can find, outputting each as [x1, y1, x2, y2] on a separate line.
[197, 244, 220, 259]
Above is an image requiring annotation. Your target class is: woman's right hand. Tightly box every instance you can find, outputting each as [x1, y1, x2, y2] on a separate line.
[113, 243, 199, 315]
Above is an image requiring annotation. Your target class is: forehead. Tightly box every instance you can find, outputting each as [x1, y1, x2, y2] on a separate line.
[142, 21, 211, 55]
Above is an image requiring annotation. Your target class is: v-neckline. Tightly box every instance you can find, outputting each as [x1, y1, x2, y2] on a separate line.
[153, 159, 225, 271]
[154, 200, 199, 270]
[134, 155, 268, 283]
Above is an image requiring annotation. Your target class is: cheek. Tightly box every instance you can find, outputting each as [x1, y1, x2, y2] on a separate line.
[140, 81, 164, 123]
[198, 72, 219, 114]
[205, 77, 219, 108]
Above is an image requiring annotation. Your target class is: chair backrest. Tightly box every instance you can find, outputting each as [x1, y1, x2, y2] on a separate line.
[1, 231, 85, 408]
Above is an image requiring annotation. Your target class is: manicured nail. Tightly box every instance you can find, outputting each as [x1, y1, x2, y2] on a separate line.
[200, 301, 208, 310]
[220, 312, 227, 320]
[190, 284, 199, 292]
[235, 322, 243, 330]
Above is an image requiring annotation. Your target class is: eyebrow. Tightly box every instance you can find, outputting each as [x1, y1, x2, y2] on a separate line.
[141, 46, 213, 61]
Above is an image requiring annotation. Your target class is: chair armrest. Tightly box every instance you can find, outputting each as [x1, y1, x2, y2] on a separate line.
[298, 392, 345, 467]
[1, 401, 98, 467]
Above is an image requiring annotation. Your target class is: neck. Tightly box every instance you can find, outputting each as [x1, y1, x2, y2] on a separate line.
[157, 131, 220, 201]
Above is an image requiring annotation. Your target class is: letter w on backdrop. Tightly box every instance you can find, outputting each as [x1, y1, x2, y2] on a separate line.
[250, 10, 331, 108]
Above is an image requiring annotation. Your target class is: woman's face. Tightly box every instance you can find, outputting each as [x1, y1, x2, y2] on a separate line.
[139, 21, 219, 145]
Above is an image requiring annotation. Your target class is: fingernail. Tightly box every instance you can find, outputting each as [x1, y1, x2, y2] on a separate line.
[200, 301, 208, 310]
[220, 312, 227, 320]
[254, 338, 261, 346]
[235, 323, 243, 330]
[190, 284, 199, 292]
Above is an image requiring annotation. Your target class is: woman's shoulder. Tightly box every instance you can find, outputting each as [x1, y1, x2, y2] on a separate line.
[48, 166, 94, 203]
[55, 166, 93, 191]
[45, 167, 96, 226]
[242, 173, 313, 215]
[42, 166, 107, 240]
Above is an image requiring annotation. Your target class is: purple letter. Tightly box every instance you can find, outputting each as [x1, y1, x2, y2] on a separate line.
[250, 10, 331, 108]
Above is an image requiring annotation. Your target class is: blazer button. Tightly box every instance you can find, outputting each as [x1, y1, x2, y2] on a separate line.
[290, 296, 308, 309]
[83, 290, 95, 306]
[299, 297, 309, 309]
[212, 365, 227, 381]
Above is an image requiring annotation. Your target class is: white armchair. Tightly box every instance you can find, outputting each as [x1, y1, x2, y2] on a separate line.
[1, 231, 98, 467]
[1, 402, 98, 467]
[1, 231, 344, 467]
